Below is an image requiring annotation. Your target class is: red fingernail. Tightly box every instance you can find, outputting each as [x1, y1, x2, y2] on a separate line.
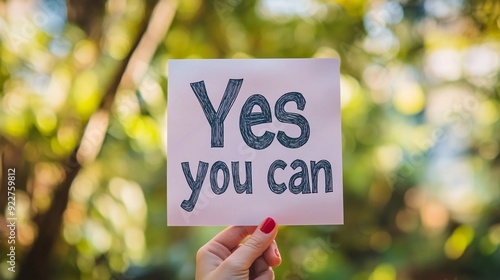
[274, 248, 281, 259]
[260, 217, 276, 234]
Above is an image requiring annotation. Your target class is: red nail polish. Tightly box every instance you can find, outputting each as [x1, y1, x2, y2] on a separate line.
[260, 217, 276, 234]
[274, 248, 281, 259]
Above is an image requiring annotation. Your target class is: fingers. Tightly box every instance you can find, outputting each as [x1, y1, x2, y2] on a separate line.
[205, 225, 257, 256]
[254, 269, 274, 280]
[212, 225, 257, 250]
[263, 240, 281, 267]
[224, 217, 278, 269]
[251, 256, 275, 280]
[196, 225, 256, 274]
[197, 218, 281, 279]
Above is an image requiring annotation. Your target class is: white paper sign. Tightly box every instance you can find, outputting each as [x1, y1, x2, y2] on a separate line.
[167, 59, 343, 226]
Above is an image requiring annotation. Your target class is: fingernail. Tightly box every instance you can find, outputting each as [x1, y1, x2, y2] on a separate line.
[260, 217, 276, 234]
[274, 248, 281, 259]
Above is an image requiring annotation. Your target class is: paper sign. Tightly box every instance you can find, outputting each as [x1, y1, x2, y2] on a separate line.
[167, 59, 343, 226]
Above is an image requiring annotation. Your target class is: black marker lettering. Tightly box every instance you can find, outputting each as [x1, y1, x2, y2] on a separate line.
[240, 94, 275, 150]
[180, 161, 209, 212]
[289, 159, 310, 194]
[275, 92, 310, 148]
[190, 79, 243, 147]
[311, 160, 333, 193]
[268, 159, 287, 194]
[210, 161, 230, 194]
[232, 161, 253, 194]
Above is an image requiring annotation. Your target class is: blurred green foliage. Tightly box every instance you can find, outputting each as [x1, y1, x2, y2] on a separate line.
[1, 0, 499, 279]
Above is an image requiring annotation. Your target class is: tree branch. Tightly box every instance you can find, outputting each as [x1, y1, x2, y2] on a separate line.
[16, 1, 177, 279]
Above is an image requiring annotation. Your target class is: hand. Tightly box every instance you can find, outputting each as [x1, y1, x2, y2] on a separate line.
[196, 217, 281, 280]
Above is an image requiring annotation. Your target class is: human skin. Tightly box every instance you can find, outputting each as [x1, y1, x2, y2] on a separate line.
[196, 217, 281, 280]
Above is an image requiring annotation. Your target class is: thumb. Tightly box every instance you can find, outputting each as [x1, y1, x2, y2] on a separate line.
[224, 217, 278, 269]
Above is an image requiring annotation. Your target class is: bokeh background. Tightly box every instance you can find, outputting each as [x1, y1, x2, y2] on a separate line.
[1, 0, 499, 279]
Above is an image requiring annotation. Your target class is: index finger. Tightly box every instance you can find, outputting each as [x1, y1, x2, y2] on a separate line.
[210, 225, 257, 251]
